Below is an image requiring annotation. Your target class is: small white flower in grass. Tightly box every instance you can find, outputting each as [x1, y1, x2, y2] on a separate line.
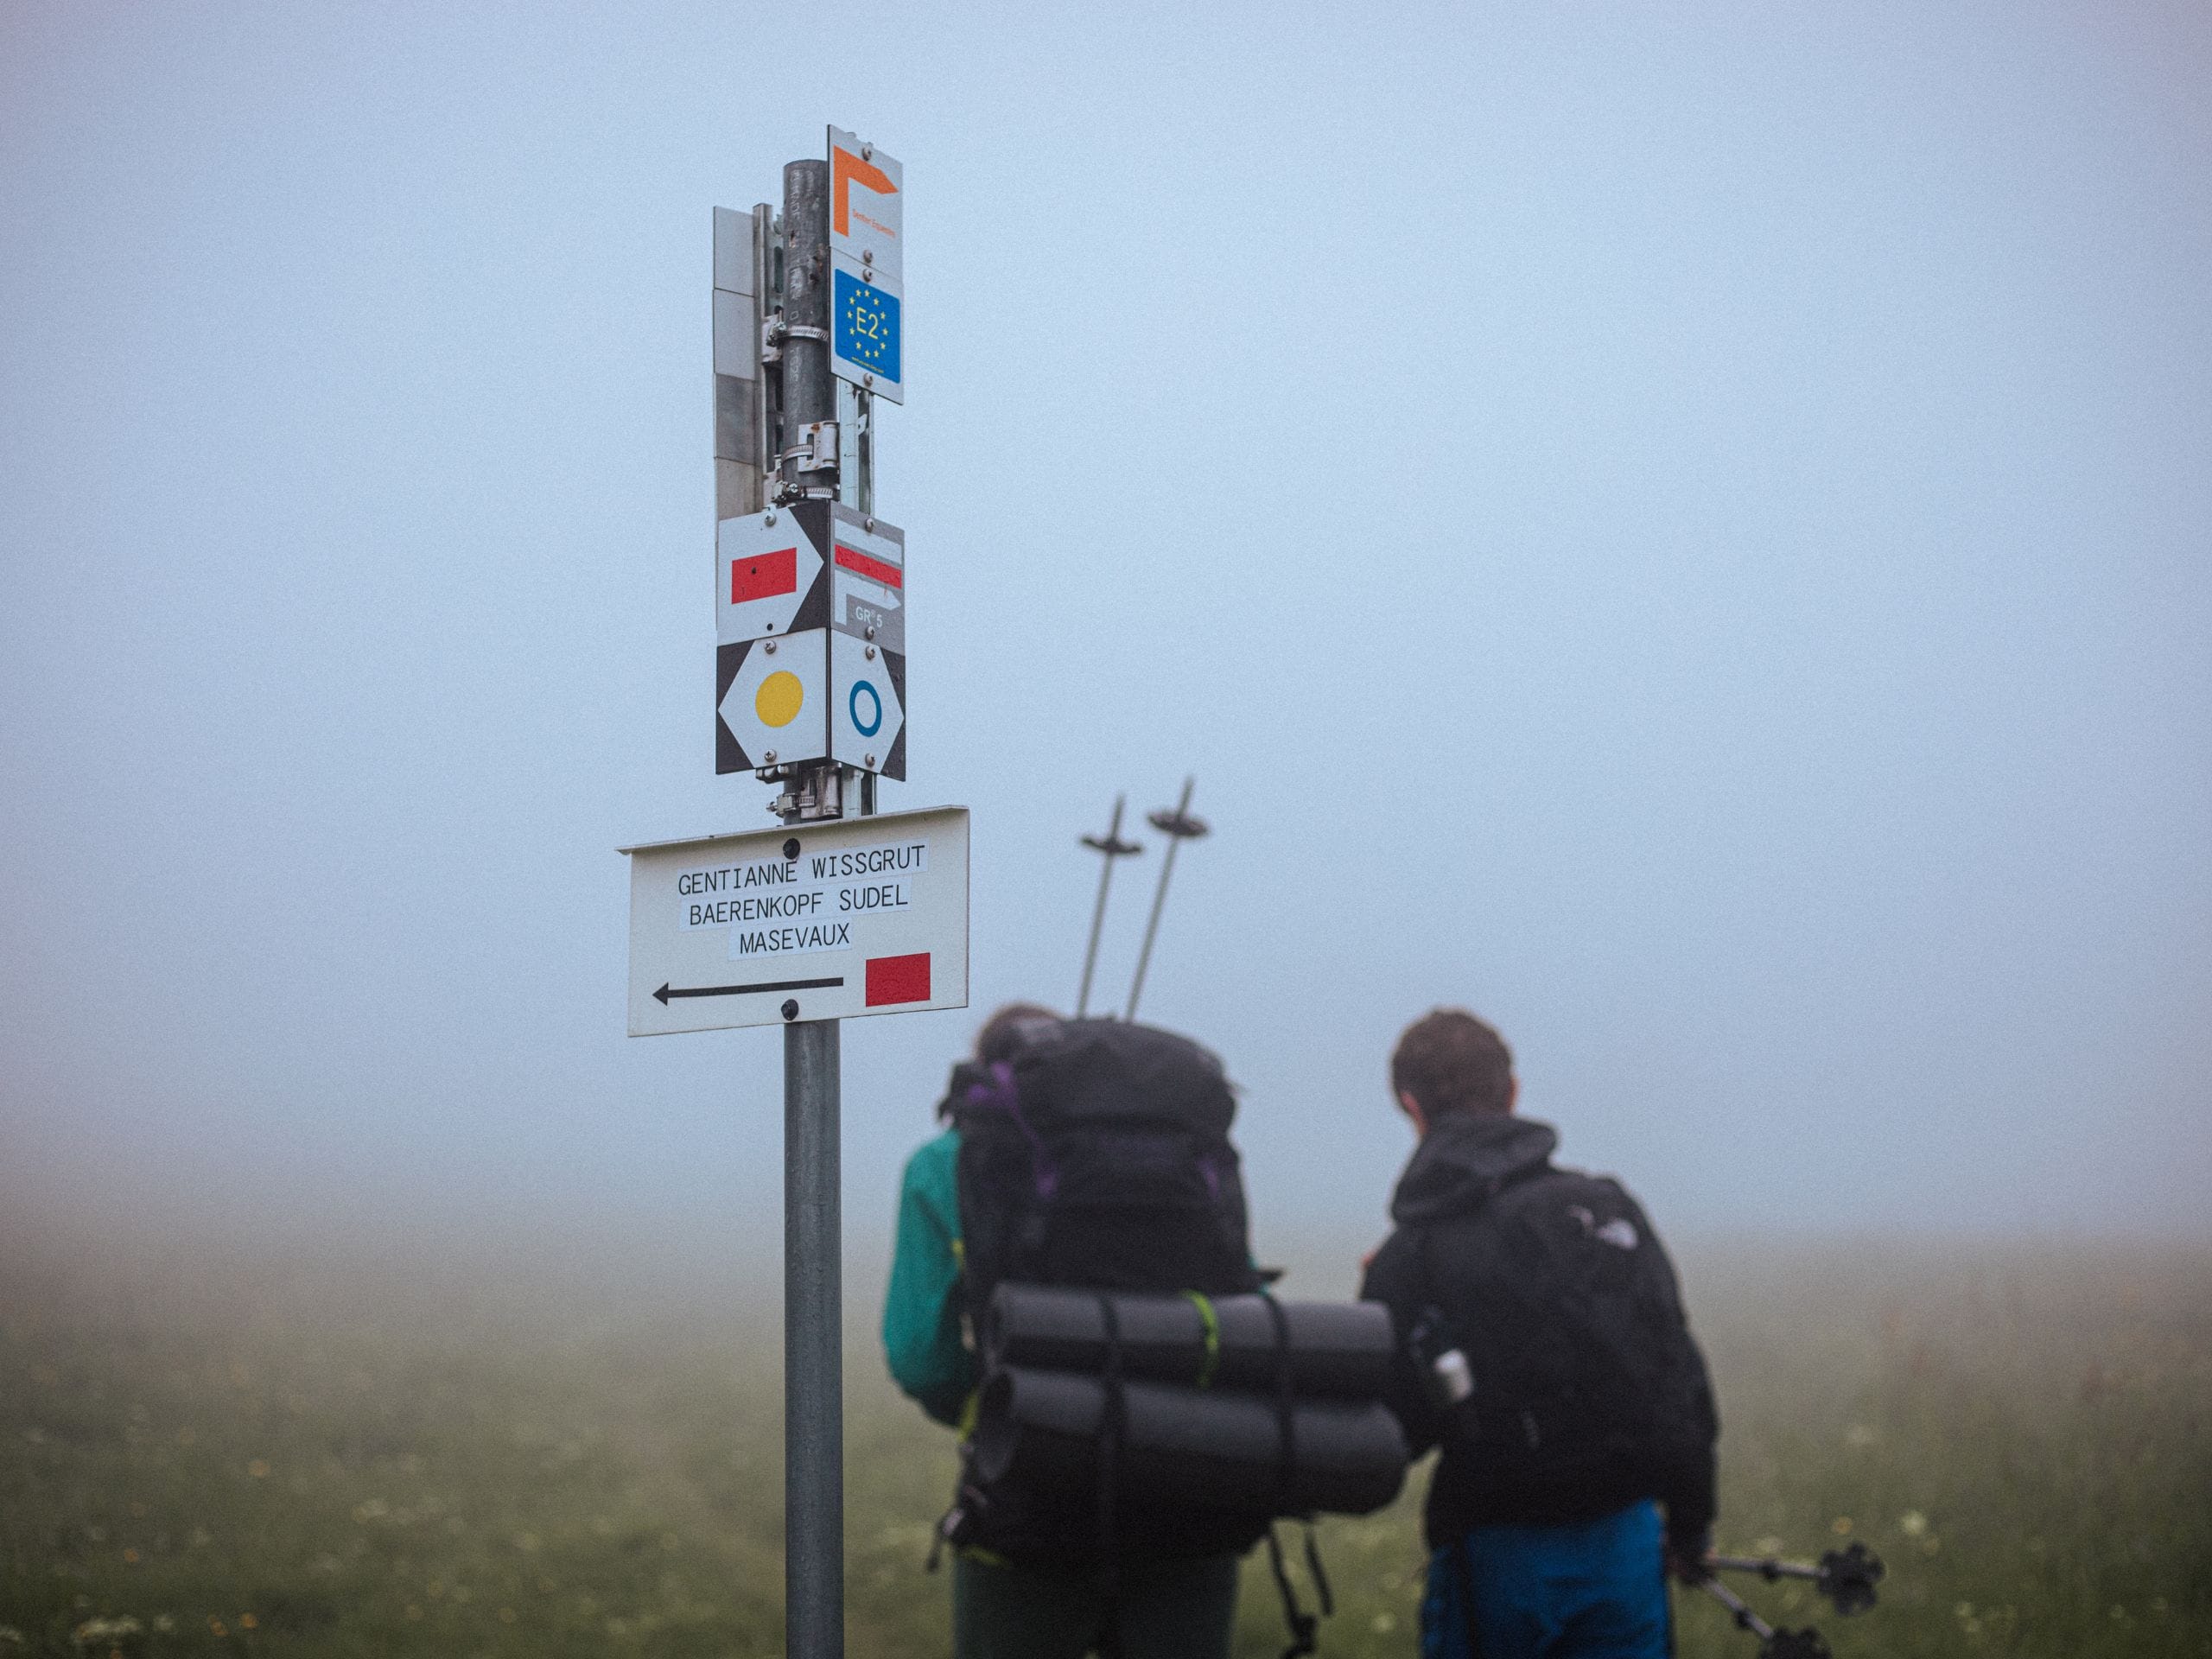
[1900, 1511, 1927, 1536]
[69, 1616, 144, 1645]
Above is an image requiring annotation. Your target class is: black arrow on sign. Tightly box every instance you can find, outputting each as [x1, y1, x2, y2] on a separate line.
[654, 975, 846, 1005]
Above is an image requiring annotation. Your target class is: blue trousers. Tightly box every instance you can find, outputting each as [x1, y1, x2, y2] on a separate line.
[1421, 1502, 1671, 1659]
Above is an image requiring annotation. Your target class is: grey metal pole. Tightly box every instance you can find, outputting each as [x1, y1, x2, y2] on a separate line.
[771, 156, 842, 824]
[1076, 794, 1141, 1018]
[1125, 776, 1203, 1022]
[777, 155, 844, 1659]
[1699, 1575, 1778, 1642]
[781, 159, 834, 459]
[783, 1015, 842, 1659]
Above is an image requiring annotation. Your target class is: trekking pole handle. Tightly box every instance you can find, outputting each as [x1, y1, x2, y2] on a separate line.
[1076, 793, 1142, 1018]
[1124, 775, 1206, 1022]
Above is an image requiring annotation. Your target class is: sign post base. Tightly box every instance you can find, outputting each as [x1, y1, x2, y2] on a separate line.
[784, 1015, 843, 1659]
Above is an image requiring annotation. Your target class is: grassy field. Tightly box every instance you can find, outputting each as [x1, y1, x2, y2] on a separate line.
[2, 1233, 2206, 1657]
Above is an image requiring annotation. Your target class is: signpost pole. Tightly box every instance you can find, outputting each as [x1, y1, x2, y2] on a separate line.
[780, 158, 835, 467]
[781, 152, 843, 1659]
[686, 128, 916, 1659]
[782, 1014, 842, 1659]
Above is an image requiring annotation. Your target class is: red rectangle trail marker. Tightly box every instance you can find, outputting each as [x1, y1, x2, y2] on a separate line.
[864, 951, 931, 1006]
[834, 543, 904, 588]
[733, 546, 799, 603]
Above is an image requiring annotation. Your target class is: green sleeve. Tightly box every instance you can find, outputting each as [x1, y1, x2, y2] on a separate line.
[882, 1128, 975, 1426]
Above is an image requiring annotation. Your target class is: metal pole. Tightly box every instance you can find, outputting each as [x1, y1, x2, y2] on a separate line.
[779, 153, 843, 1659]
[768, 156, 844, 824]
[1707, 1556, 1822, 1583]
[780, 159, 834, 453]
[1125, 776, 1201, 1022]
[1700, 1576, 1777, 1641]
[1076, 795, 1141, 1017]
[784, 1016, 842, 1659]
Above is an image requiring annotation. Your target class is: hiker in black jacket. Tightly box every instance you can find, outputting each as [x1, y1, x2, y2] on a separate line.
[1360, 1009, 1719, 1659]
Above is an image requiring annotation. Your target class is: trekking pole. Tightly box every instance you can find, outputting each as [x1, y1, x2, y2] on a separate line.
[1697, 1576, 1831, 1659]
[1706, 1542, 1884, 1617]
[1076, 794, 1143, 1018]
[1125, 776, 1209, 1022]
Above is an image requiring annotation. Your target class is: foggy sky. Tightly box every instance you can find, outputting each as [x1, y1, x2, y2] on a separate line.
[3, 2, 2208, 1281]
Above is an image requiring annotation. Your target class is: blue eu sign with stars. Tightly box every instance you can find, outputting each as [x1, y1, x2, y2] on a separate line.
[834, 267, 901, 390]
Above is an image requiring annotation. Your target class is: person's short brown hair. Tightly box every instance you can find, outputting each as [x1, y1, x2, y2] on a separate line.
[1391, 1009, 1515, 1119]
[976, 1002, 1061, 1065]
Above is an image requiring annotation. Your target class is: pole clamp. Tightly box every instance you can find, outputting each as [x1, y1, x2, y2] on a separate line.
[780, 421, 839, 474]
[759, 319, 825, 363]
[769, 761, 849, 823]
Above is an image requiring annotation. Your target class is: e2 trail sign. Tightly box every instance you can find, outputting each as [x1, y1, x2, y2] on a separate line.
[826, 126, 903, 403]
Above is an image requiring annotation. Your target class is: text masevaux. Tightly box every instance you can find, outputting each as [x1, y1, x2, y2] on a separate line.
[733, 919, 854, 958]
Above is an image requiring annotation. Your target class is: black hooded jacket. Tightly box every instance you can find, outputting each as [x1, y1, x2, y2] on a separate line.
[1359, 1113, 1718, 1552]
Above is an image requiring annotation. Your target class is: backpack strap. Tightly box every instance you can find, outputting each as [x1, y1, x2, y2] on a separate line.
[1180, 1290, 1224, 1389]
[1265, 1527, 1320, 1659]
[1260, 1288, 1298, 1509]
[1093, 1293, 1126, 1659]
[1408, 1159, 1558, 1310]
[950, 1060, 1059, 1314]
[1258, 1289, 1325, 1658]
[1302, 1521, 1335, 1621]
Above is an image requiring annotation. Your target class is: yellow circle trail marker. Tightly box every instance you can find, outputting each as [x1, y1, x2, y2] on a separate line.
[756, 670, 805, 727]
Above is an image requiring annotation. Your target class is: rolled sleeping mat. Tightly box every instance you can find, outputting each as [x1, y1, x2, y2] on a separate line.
[974, 1364, 1408, 1518]
[986, 1282, 1396, 1398]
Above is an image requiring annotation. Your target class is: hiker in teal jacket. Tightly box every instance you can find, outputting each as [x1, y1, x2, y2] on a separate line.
[883, 1003, 1061, 1427]
[883, 1116, 973, 1426]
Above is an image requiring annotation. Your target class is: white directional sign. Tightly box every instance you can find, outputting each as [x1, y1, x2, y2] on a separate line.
[624, 806, 968, 1034]
[825, 505, 904, 653]
[718, 505, 828, 644]
[827, 126, 904, 404]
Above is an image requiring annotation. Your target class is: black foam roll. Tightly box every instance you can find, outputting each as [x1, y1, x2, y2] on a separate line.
[974, 1365, 1408, 1518]
[986, 1283, 1396, 1398]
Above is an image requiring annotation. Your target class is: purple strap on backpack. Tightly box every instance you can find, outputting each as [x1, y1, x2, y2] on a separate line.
[963, 1060, 1058, 1199]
